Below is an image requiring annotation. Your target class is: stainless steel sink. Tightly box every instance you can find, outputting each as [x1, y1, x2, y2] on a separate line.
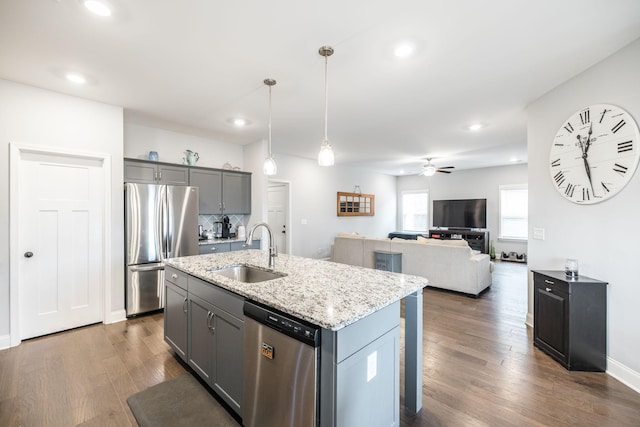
[209, 264, 286, 283]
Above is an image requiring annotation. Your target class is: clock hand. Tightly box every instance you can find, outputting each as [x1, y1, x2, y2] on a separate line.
[584, 123, 593, 154]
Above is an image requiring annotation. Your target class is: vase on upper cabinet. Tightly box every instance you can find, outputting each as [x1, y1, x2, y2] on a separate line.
[184, 150, 199, 165]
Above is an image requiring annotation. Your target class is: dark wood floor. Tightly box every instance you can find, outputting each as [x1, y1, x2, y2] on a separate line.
[1, 261, 639, 426]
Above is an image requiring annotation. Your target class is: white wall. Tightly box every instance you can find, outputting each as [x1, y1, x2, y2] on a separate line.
[527, 38, 640, 391]
[396, 164, 528, 256]
[263, 153, 397, 258]
[0, 79, 124, 347]
[124, 122, 244, 169]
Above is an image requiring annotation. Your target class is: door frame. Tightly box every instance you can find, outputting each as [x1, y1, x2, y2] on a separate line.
[267, 179, 292, 255]
[9, 142, 113, 347]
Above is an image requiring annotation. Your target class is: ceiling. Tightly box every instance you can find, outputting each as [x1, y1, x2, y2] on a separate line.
[2, 0, 640, 175]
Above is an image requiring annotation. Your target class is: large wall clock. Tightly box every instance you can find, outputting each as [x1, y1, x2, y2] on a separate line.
[549, 103, 640, 204]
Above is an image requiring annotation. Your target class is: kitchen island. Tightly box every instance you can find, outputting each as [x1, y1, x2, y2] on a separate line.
[165, 250, 427, 426]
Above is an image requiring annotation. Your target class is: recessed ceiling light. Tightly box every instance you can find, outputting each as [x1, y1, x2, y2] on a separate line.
[227, 117, 251, 128]
[65, 73, 87, 84]
[84, 0, 112, 17]
[468, 123, 483, 131]
[394, 43, 415, 58]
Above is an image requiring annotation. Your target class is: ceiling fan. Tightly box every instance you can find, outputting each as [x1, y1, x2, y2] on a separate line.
[419, 158, 455, 176]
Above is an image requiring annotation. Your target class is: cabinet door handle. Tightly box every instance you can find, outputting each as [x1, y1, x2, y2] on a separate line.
[544, 279, 554, 285]
[171, 273, 178, 279]
[207, 311, 216, 332]
[182, 298, 188, 313]
[210, 247, 217, 251]
[545, 287, 552, 292]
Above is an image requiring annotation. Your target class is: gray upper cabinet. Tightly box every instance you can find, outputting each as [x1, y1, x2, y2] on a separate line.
[188, 167, 251, 215]
[222, 171, 251, 214]
[125, 159, 251, 214]
[189, 169, 223, 214]
[124, 159, 189, 185]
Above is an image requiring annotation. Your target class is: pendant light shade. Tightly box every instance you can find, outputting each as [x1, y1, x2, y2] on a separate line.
[263, 78, 277, 176]
[318, 46, 335, 166]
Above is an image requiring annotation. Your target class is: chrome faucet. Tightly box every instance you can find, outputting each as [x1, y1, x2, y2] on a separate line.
[245, 222, 277, 268]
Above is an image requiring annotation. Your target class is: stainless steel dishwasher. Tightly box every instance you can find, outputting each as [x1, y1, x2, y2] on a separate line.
[243, 300, 320, 427]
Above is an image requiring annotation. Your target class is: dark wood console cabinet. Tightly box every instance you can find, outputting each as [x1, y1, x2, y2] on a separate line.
[532, 270, 607, 371]
[428, 228, 489, 254]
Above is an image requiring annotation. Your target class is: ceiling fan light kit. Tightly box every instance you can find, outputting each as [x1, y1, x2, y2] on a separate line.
[318, 45, 335, 167]
[419, 158, 454, 176]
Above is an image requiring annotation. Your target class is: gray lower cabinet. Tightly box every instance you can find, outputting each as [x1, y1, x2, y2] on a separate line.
[199, 242, 231, 255]
[199, 239, 259, 255]
[178, 275, 244, 416]
[124, 159, 189, 185]
[164, 268, 188, 362]
[320, 301, 400, 427]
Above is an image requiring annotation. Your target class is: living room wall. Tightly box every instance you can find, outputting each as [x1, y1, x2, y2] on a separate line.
[527, 37, 640, 391]
[255, 152, 397, 259]
[396, 163, 528, 257]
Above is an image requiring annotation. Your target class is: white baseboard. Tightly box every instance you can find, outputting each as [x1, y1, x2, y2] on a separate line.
[525, 312, 533, 328]
[104, 309, 127, 324]
[0, 334, 11, 350]
[607, 357, 640, 394]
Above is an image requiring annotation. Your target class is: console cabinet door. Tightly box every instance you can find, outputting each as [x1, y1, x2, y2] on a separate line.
[164, 282, 188, 361]
[534, 286, 568, 363]
[189, 169, 223, 214]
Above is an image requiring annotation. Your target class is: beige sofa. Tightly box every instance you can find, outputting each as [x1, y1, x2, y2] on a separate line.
[331, 234, 492, 296]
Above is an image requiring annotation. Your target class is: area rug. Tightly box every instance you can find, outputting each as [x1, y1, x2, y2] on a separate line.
[127, 374, 240, 427]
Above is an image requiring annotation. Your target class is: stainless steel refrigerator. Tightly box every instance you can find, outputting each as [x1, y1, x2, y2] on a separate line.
[125, 183, 199, 316]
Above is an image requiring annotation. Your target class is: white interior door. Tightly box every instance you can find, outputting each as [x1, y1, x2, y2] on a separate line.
[267, 182, 289, 255]
[18, 151, 104, 340]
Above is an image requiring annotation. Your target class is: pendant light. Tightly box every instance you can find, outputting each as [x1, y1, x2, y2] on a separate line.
[318, 46, 335, 166]
[263, 78, 277, 175]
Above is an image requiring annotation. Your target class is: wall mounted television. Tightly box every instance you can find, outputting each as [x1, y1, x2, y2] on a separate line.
[432, 198, 487, 229]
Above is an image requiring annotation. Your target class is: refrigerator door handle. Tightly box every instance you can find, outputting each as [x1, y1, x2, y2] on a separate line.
[159, 185, 168, 260]
[129, 264, 164, 272]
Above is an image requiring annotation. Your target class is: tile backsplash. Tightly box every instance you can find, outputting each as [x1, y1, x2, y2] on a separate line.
[199, 214, 246, 236]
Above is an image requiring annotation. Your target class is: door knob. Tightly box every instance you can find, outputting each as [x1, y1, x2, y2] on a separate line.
[24, 251, 34, 258]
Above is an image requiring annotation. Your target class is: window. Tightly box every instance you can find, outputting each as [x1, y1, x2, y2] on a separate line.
[499, 184, 528, 240]
[402, 190, 428, 232]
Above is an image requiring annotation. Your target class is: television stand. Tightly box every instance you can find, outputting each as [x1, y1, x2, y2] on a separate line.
[429, 228, 489, 254]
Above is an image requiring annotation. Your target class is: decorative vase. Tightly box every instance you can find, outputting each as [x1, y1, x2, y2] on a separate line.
[185, 150, 199, 165]
[489, 240, 496, 259]
[148, 151, 159, 161]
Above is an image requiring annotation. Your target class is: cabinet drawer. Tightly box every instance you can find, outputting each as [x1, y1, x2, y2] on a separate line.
[188, 276, 244, 319]
[166, 266, 188, 290]
[199, 242, 231, 255]
[230, 239, 260, 251]
[534, 274, 569, 296]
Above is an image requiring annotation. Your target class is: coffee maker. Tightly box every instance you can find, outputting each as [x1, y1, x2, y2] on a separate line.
[221, 215, 231, 238]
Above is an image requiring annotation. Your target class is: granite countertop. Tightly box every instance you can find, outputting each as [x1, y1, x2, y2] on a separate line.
[165, 250, 428, 330]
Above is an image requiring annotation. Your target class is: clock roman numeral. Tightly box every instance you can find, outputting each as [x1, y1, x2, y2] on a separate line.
[601, 182, 610, 193]
[618, 141, 633, 153]
[580, 109, 590, 125]
[564, 122, 574, 133]
[583, 188, 590, 201]
[612, 119, 626, 134]
[565, 183, 575, 198]
[554, 171, 565, 186]
[550, 158, 560, 167]
[599, 108, 610, 124]
[613, 163, 628, 176]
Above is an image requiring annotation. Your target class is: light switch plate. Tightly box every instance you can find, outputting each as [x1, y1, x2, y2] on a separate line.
[533, 227, 545, 240]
